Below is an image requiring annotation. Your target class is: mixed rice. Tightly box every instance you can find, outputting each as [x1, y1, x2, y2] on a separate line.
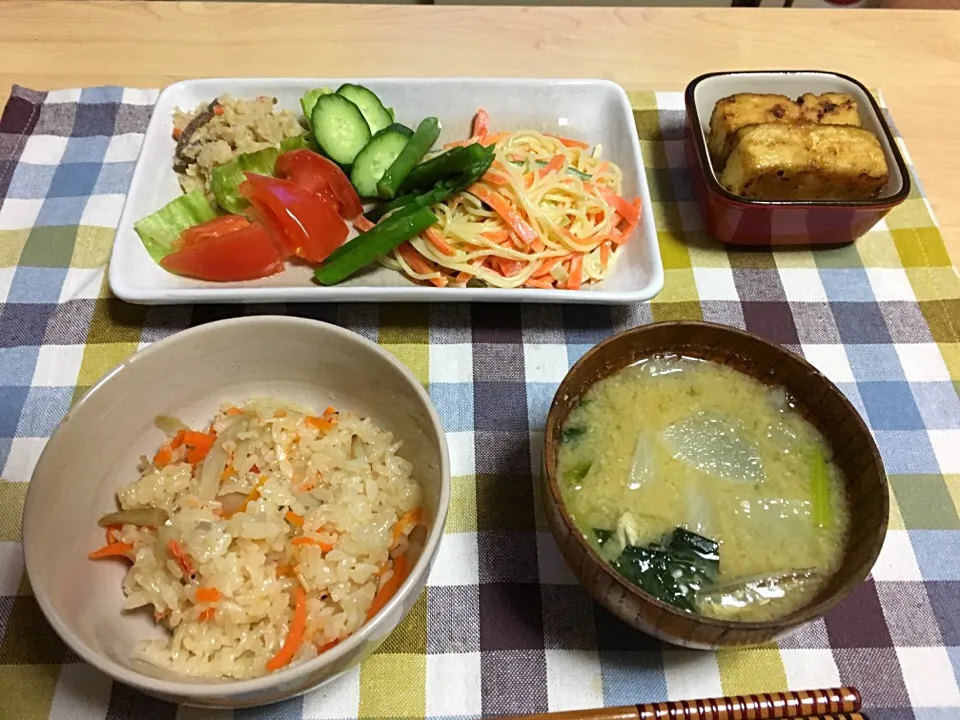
[90, 399, 422, 679]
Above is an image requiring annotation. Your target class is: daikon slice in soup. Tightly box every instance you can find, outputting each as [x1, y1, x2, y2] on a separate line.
[556, 354, 849, 623]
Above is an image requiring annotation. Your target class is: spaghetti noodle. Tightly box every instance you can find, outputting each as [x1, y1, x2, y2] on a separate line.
[379, 110, 643, 290]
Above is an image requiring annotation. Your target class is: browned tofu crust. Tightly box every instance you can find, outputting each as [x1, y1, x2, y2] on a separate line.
[796, 92, 861, 126]
[719, 123, 889, 201]
[708, 93, 802, 165]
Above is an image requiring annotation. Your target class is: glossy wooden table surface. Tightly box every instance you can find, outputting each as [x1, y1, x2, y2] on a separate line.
[2, 1, 959, 266]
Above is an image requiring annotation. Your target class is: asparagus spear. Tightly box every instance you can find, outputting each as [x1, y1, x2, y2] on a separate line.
[397, 143, 487, 195]
[314, 206, 438, 286]
[377, 117, 442, 199]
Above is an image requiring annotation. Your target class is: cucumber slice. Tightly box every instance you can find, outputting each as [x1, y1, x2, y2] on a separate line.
[336, 84, 394, 135]
[350, 125, 414, 198]
[310, 93, 372, 166]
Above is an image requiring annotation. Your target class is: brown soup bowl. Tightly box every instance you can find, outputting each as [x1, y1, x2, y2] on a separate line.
[541, 321, 889, 648]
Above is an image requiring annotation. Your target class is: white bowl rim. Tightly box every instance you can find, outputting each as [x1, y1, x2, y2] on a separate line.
[22, 314, 452, 700]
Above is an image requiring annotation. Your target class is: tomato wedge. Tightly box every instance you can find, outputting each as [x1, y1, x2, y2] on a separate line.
[240, 173, 348, 263]
[276, 150, 363, 220]
[177, 214, 250, 248]
[160, 222, 283, 282]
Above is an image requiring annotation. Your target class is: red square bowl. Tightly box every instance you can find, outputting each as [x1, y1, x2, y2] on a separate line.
[685, 70, 910, 247]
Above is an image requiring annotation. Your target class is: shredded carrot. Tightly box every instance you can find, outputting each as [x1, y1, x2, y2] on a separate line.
[454, 271, 472, 285]
[105, 525, 121, 545]
[226, 406, 243, 416]
[183, 430, 215, 450]
[305, 416, 336, 432]
[443, 137, 477, 149]
[154, 447, 173, 468]
[468, 185, 540, 247]
[600, 241, 612, 270]
[353, 215, 376, 233]
[198, 607, 215, 622]
[538, 154, 565, 178]
[275, 563, 296, 577]
[322, 405, 337, 417]
[285, 511, 305, 527]
[596, 186, 641, 227]
[480, 132, 508, 147]
[522, 171, 535, 189]
[425, 227, 456, 257]
[235, 475, 268, 515]
[396, 243, 447, 287]
[524, 277, 555, 289]
[472, 108, 490, 138]
[482, 230, 509, 245]
[185, 447, 207, 464]
[447, 132, 508, 149]
[497, 258, 524, 277]
[567, 254, 584, 290]
[196, 587, 221, 603]
[366, 554, 409, 620]
[168, 540, 194, 576]
[482, 169, 511, 186]
[317, 638, 340, 653]
[171, 429, 216, 465]
[266, 586, 307, 672]
[534, 257, 563, 278]
[391, 507, 423, 546]
[616, 198, 643, 241]
[291, 537, 334, 552]
[89, 542, 134, 560]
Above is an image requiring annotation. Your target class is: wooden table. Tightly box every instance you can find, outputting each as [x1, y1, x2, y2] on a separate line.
[3, 1, 959, 265]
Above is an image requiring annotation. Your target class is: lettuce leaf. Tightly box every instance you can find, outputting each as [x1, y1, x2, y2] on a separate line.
[133, 191, 217, 263]
[210, 147, 279, 214]
[301, 87, 333, 121]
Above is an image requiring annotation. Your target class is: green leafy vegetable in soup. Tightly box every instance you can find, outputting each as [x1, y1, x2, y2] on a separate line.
[558, 354, 850, 623]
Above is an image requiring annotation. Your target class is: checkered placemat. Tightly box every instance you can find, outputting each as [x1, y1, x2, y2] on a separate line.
[1, 84, 959, 720]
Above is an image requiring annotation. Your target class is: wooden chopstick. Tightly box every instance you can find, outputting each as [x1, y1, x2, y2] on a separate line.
[493, 686, 862, 720]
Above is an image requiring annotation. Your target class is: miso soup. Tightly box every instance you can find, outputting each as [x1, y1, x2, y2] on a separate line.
[557, 354, 849, 623]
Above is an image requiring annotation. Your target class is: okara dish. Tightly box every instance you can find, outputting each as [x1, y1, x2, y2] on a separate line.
[89, 400, 423, 679]
[173, 95, 305, 196]
[556, 354, 849, 623]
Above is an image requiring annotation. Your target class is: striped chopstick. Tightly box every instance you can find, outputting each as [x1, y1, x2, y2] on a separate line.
[494, 687, 862, 720]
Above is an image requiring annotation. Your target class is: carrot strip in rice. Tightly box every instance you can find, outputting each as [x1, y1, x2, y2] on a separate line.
[89, 542, 134, 560]
[266, 585, 307, 671]
[366, 554, 410, 620]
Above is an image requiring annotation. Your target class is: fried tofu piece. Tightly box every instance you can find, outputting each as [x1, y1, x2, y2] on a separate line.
[796, 92, 861, 126]
[719, 123, 889, 201]
[708, 93, 802, 166]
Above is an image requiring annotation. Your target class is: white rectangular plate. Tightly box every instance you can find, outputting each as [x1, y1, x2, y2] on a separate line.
[109, 78, 663, 305]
